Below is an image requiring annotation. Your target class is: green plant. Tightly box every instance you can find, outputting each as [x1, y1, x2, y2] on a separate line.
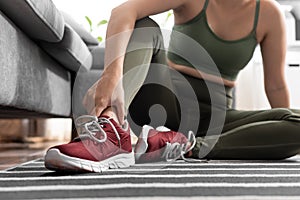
[160, 10, 173, 28]
[165, 11, 173, 24]
[85, 16, 108, 42]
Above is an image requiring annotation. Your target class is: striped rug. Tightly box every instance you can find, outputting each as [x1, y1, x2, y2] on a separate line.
[2, 156, 300, 199]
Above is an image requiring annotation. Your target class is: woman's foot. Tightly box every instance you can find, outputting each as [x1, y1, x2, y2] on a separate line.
[134, 125, 195, 163]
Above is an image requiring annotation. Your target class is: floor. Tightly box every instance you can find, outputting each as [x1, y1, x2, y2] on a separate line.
[2, 156, 300, 199]
[0, 118, 71, 171]
[0, 141, 63, 170]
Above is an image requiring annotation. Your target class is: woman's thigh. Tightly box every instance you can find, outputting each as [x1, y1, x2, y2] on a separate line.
[128, 65, 181, 136]
[124, 17, 181, 135]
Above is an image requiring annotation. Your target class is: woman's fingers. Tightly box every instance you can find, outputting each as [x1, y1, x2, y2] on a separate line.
[95, 105, 106, 117]
[82, 77, 125, 122]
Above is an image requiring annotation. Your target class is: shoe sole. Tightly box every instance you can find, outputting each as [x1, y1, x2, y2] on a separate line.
[44, 149, 135, 173]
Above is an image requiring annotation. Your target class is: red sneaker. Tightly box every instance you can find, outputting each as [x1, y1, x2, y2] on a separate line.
[134, 125, 195, 163]
[44, 115, 134, 172]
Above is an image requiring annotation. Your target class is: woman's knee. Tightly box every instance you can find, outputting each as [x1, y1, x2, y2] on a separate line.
[127, 17, 164, 55]
[270, 108, 296, 120]
[134, 17, 160, 29]
[270, 108, 300, 121]
[132, 17, 162, 40]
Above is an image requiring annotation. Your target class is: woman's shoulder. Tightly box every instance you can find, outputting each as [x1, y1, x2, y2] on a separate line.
[258, 0, 285, 31]
[260, 0, 284, 18]
[254, 0, 285, 43]
[256, 0, 286, 43]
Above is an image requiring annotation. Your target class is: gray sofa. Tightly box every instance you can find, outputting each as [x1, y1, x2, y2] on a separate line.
[0, 0, 190, 136]
[0, 0, 104, 119]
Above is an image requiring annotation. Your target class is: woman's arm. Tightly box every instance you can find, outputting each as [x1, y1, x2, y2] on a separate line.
[103, 0, 187, 80]
[260, 1, 290, 108]
[83, 0, 188, 124]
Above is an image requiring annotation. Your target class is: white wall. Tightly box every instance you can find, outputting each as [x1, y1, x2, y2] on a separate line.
[53, 0, 126, 24]
[52, 0, 174, 40]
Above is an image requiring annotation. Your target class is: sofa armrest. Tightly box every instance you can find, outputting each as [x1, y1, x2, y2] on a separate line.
[89, 46, 105, 70]
[61, 11, 99, 46]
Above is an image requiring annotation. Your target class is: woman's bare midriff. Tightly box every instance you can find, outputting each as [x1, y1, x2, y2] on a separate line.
[167, 59, 236, 88]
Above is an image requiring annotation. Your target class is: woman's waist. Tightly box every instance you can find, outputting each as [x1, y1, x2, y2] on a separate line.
[168, 65, 234, 110]
[167, 59, 236, 88]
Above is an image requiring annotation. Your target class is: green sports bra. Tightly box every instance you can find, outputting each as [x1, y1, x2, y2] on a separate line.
[167, 0, 260, 81]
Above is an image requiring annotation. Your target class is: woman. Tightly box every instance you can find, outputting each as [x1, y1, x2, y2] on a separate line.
[45, 0, 300, 172]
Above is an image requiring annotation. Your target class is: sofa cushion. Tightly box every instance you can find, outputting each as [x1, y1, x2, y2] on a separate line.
[62, 11, 99, 46]
[40, 24, 93, 72]
[0, 11, 71, 117]
[0, 0, 64, 42]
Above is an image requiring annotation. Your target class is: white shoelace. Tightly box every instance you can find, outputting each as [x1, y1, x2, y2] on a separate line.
[75, 115, 121, 148]
[162, 130, 196, 162]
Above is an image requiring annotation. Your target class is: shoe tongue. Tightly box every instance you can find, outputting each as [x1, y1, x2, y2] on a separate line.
[98, 116, 120, 141]
[99, 115, 122, 130]
[98, 115, 117, 126]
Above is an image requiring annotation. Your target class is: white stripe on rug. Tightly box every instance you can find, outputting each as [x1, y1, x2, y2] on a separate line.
[18, 163, 300, 168]
[108, 167, 300, 171]
[3, 167, 300, 174]
[1, 173, 300, 181]
[2, 182, 300, 192]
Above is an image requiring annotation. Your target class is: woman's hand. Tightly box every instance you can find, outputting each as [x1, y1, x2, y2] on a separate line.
[82, 73, 125, 125]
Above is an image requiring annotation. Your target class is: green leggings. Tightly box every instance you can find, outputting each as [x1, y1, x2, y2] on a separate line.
[123, 17, 300, 160]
